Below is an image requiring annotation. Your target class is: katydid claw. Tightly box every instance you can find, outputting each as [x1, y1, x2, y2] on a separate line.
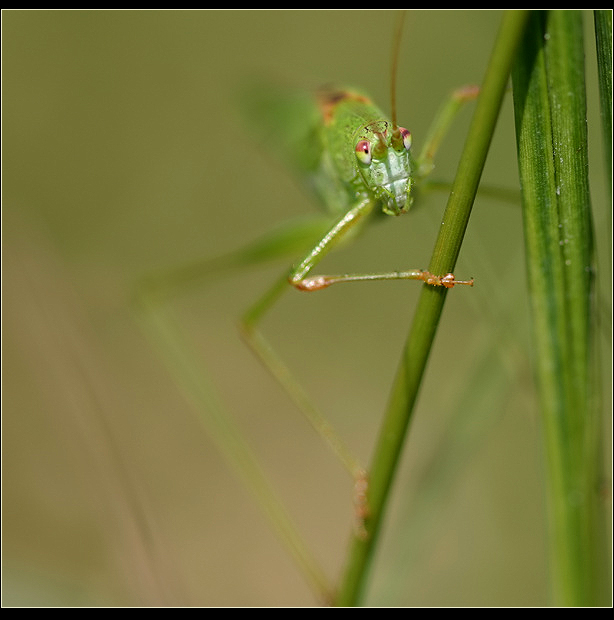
[420, 271, 474, 288]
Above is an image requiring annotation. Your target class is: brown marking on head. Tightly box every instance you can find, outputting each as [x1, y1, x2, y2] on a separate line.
[316, 87, 371, 125]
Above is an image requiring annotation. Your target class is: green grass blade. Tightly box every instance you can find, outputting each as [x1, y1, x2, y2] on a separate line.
[594, 10, 612, 194]
[511, 10, 609, 606]
[334, 10, 530, 607]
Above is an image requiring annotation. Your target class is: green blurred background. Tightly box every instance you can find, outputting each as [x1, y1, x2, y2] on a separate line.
[3, 10, 609, 606]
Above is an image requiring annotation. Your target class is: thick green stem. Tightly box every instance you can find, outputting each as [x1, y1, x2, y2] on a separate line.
[334, 10, 530, 607]
[512, 10, 608, 606]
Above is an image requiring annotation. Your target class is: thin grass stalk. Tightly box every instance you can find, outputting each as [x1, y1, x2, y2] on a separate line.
[334, 10, 530, 607]
[135, 296, 334, 603]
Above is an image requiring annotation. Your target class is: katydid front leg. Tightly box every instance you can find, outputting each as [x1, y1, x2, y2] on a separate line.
[287, 198, 473, 293]
[294, 268, 474, 292]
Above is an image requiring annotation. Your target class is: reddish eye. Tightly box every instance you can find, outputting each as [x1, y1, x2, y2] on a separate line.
[399, 127, 412, 151]
[355, 139, 372, 165]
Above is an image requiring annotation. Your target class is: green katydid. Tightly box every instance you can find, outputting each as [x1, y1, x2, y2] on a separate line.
[136, 14, 480, 598]
[236, 80, 479, 527]
[244, 83, 479, 294]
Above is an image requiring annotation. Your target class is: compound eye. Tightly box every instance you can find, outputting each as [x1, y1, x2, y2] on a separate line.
[355, 139, 372, 165]
[398, 127, 412, 151]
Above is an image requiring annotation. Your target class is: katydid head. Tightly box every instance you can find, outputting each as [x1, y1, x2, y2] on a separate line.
[354, 122, 414, 216]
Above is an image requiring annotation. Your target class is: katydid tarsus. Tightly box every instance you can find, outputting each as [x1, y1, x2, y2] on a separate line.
[136, 14, 479, 600]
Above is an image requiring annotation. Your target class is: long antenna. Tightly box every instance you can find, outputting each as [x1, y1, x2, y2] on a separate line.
[389, 10, 407, 129]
